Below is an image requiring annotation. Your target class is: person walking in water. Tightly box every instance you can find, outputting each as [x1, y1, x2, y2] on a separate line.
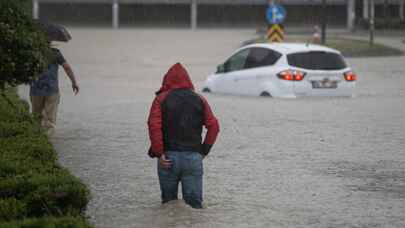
[147, 63, 219, 209]
[30, 45, 79, 136]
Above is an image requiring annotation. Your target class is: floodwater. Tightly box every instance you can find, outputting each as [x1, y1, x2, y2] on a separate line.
[21, 29, 405, 228]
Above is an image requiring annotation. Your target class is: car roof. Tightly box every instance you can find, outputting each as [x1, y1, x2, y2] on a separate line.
[240, 42, 341, 55]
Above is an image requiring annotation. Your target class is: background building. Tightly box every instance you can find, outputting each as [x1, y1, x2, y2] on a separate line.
[32, 0, 404, 30]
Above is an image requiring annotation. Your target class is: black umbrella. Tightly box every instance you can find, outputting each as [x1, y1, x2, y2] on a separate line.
[35, 20, 72, 42]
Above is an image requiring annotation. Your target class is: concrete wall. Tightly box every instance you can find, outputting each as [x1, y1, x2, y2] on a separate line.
[37, 2, 348, 27]
[35, 0, 347, 5]
[34, 0, 404, 29]
[39, 3, 112, 25]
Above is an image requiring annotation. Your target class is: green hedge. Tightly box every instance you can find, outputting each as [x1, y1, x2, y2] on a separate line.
[0, 88, 92, 227]
[0, 216, 92, 228]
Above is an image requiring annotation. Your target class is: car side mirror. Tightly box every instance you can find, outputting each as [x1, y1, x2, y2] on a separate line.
[216, 63, 226, 74]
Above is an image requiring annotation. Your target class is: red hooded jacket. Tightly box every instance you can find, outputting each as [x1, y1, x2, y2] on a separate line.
[147, 63, 219, 158]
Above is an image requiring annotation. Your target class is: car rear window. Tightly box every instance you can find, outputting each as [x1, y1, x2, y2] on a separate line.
[287, 51, 347, 70]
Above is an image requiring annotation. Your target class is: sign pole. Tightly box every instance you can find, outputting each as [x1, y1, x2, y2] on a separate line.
[321, 0, 327, 44]
[191, 0, 197, 30]
[112, 0, 119, 29]
[33, 0, 39, 19]
[369, 0, 375, 46]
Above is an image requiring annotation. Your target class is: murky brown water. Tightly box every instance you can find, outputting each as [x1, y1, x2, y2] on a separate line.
[21, 29, 405, 228]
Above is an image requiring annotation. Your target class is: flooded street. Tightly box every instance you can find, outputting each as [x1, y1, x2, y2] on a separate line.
[31, 29, 405, 227]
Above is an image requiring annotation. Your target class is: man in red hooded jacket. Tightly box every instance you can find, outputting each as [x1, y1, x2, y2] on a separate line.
[148, 63, 219, 209]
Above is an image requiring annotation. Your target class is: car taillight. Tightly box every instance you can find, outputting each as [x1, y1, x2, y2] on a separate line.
[277, 70, 306, 81]
[344, 71, 357, 81]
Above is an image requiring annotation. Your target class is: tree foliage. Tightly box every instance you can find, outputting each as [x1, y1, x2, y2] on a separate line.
[0, 0, 50, 89]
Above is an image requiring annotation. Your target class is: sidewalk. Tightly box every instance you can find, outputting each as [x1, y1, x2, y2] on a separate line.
[255, 27, 405, 55]
[283, 27, 405, 53]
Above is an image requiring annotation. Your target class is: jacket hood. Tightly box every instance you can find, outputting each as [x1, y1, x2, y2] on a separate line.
[156, 63, 194, 95]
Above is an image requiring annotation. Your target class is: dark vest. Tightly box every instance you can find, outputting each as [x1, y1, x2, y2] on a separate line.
[161, 89, 204, 152]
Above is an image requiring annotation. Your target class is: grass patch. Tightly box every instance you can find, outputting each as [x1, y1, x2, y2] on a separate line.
[246, 36, 403, 58]
[324, 38, 403, 58]
[0, 88, 92, 227]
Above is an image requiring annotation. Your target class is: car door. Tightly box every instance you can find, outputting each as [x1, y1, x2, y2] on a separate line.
[215, 48, 250, 94]
[233, 47, 282, 95]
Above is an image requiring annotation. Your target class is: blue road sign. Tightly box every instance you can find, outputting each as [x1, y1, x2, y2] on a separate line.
[266, 4, 286, 24]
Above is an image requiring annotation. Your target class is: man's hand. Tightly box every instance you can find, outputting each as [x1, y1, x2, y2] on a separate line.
[158, 154, 172, 169]
[62, 63, 79, 95]
[72, 83, 79, 95]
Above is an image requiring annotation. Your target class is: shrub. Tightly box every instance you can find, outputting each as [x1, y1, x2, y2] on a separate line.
[0, 216, 92, 228]
[0, 136, 56, 164]
[0, 89, 92, 225]
[0, 170, 90, 218]
[0, 89, 32, 121]
[0, 0, 50, 89]
[0, 156, 58, 179]
[0, 198, 26, 221]
[0, 122, 39, 138]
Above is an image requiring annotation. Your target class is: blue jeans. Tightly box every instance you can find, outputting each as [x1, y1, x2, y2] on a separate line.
[158, 151, 203, 209]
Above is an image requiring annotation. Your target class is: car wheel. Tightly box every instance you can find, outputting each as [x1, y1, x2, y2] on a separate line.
[202, 87, 211, 93]
[260, 91, 272, 97]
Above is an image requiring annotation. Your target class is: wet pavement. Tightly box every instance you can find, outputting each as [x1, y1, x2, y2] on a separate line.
[23, 29, 405, 227]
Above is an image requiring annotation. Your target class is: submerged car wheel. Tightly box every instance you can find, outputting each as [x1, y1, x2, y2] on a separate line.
[260, 91, 272, 97]
[202, 87, 211, 93]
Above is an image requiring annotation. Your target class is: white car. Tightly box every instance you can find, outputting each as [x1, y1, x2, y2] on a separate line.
[202, 43, 357, 98]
